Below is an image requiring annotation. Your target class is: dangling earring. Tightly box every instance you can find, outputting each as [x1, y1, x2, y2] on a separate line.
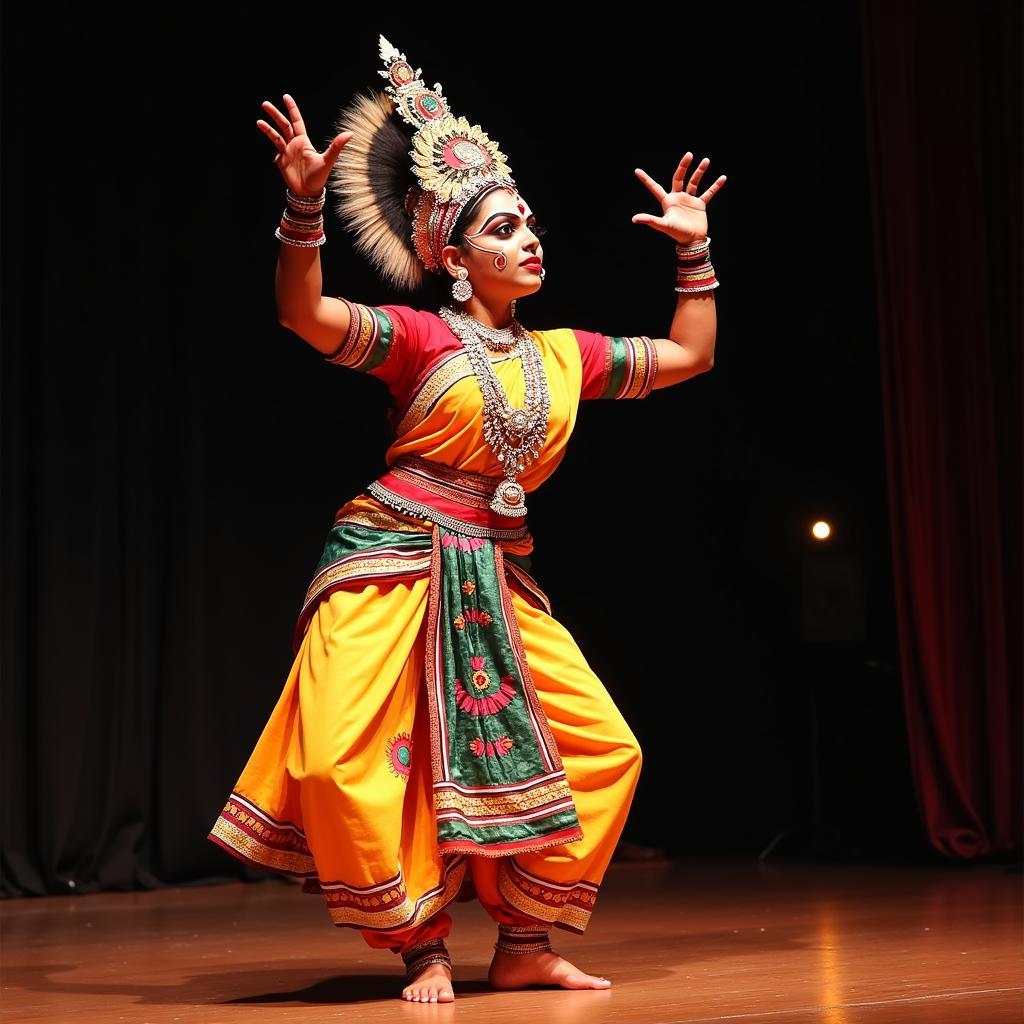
[452, 267, 473, 302]
[510, 299, 516, 319]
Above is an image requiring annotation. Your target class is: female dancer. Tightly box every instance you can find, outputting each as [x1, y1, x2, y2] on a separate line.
[208, 34, 726, 1004]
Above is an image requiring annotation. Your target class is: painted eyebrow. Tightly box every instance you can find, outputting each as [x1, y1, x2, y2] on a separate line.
[479, 210, 538, 230]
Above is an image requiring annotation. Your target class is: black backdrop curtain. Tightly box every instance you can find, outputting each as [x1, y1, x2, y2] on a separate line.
[860, 0, 1022, 858]
[3, 5, 1019, 900]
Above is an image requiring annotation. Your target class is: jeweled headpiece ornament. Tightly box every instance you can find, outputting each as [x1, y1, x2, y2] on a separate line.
[328, 34, 519, 291]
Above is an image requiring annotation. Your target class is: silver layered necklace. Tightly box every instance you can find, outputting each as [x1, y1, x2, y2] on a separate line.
[438, 304, 551, 517]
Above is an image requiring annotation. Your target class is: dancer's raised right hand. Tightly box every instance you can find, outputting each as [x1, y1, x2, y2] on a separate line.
[257, 93, 352, 198]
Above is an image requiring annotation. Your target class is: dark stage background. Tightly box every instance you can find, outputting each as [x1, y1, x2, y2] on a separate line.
[3, 2, 1020, 897]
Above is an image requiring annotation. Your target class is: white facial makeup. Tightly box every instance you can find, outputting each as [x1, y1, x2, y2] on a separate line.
[462, 193, 542, 272]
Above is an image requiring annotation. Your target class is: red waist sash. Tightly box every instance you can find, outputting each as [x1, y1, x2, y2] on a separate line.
[367, 454, 529, 538]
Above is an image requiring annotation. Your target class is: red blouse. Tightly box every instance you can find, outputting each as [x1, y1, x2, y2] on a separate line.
[323, 300, 658, 409]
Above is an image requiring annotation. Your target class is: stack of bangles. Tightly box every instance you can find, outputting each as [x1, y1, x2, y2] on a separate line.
[275, 186, 327, 247]
[674, 235, 719, 294]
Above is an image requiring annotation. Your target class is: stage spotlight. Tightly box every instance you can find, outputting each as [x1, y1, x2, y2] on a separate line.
[811, 519, 832, 540]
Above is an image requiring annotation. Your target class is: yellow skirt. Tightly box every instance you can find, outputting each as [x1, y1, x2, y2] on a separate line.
[208, 548, 642, 947]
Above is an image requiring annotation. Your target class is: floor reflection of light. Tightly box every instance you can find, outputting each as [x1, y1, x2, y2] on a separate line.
[818, 902, 848, 1024]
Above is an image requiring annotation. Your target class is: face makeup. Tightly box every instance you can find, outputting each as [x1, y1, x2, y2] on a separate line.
[462, 191, 543, 272]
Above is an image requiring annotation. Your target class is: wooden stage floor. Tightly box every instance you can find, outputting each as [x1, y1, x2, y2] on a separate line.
[3, 857, 1021, 1022]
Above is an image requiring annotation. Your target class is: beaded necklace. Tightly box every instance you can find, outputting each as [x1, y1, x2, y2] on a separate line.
[437, 305, 551, 516]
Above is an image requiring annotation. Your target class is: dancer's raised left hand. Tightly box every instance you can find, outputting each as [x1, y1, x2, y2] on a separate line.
[631, 152, 727, 246]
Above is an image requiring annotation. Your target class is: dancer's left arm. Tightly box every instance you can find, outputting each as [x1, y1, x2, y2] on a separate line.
[631, 153, 727, 390]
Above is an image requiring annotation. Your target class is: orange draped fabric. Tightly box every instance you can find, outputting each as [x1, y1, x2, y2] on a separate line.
[208, 305, 651, 953]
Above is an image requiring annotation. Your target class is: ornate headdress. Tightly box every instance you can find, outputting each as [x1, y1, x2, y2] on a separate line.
[327, 34, 520, 291]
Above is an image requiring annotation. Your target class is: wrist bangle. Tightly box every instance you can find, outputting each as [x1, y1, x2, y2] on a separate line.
[276, 186, 327, 247]
[285, 186, 326, 211]
[674, 234, 719, 293]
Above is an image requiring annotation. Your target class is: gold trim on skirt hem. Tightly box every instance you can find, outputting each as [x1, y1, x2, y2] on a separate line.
[497, 856, 599, 934]
[323, 856, 468, 930]
[208, 793, 316, 876]
[208, 791, 469, 931]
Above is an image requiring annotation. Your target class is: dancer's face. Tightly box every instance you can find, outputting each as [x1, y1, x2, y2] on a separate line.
[441, 187, 545, 302]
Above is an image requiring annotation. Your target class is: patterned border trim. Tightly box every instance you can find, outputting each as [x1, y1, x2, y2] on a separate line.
[324, 301, 396, 374]
[435, 777, 578, 816]
[299, 547, 432, 615]
[387, 454, 506, 510]
[207, 791, 315, 877]
[335, 505, 433, 533]
[492, 543, 569, 777]
[317, 856, 468, 930]
[396, 349, 471, 437]
[368, 481, 530, 540]
[207, 790, 468, 931]
[291, 545, 433, 655]
[395, 344, 524, 437]
[598, 335, 659, 400]
[497, 857, 601, 935]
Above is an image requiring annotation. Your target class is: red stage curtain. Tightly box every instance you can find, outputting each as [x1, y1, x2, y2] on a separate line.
[860, 0, 1022, 858]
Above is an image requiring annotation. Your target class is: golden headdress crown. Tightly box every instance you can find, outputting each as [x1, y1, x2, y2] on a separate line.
[327, 34, 519, 291]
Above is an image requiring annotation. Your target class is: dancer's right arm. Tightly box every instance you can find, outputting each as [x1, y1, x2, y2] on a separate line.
[275, 244, 352, 355]
[257, 93, 353, 355]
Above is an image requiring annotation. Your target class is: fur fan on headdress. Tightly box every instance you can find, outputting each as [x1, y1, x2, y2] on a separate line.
[327, 89, 427, 292]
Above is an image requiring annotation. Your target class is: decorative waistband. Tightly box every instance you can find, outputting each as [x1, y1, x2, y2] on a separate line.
[367, 455, 530, 541]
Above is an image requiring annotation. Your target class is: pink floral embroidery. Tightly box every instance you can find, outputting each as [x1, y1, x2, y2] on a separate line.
[455, 674, 517, 715]
[469, 735, 514, 757]
[461, 608, 493, 626]
[442, 534, 486, 552]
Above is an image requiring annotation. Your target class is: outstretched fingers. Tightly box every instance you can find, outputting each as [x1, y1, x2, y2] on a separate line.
[631, 211, 668, 230]
[256, 119, 289, 156]
[634, 166, 668, 203]
[280, 93, 308, 139]
[671, 152, 695, 192]
[261, 100, 295, 138]
[700, 174, 728, 205]
[684, 156, 711, 194]
[258, 99, 295, 152]
[675, 151, 728, 205]
[325, 131, 353, 160]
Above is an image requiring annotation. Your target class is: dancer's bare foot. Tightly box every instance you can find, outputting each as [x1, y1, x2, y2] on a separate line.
[401, 961, 455, 1002]
[488, 947, 611, 991]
